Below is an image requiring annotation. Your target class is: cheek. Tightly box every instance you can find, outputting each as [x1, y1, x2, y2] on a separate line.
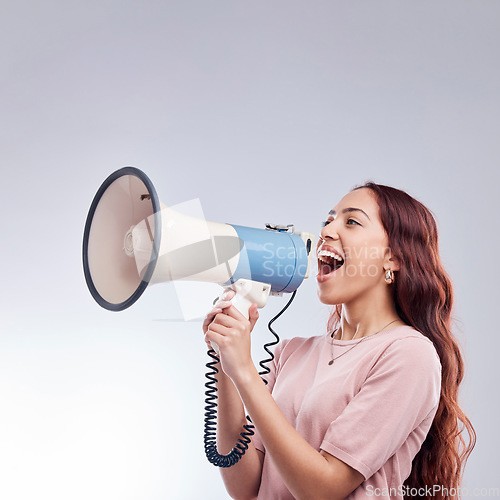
[342, 244, 387, 280]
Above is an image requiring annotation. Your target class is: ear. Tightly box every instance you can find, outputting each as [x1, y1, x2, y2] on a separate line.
[383, 247, 400, 272]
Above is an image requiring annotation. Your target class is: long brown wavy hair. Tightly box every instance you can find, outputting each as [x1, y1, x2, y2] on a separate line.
[327, 182, 475, 499]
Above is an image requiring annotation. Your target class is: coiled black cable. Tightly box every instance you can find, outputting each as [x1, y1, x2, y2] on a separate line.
[258, 290, 297, 385]
[204, 348, 256, 468]
[203, 290, 297, 468]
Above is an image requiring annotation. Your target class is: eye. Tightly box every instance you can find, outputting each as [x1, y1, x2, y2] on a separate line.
[322, 217, 361, 228]
[346, 218, 360, 226]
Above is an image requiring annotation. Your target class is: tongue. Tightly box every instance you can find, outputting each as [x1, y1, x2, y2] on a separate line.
[320, 262, 335, 275]
[320, 258, 344, 275]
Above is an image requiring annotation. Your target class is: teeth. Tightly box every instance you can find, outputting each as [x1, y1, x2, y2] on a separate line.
[318, 250, 344, 262]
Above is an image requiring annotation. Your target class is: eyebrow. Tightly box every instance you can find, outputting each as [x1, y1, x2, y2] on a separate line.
[328, 207, 371, 221]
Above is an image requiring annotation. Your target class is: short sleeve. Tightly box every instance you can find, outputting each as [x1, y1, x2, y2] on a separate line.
[320, 337, 441, 479]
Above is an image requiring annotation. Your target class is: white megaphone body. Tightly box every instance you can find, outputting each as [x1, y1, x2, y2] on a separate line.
[82, 167, 315, 323]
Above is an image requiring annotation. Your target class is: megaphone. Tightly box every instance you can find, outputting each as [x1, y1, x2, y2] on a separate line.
[82, 167, 315, 318]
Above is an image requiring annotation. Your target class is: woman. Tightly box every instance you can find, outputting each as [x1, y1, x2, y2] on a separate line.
[203, 182, 475, 500]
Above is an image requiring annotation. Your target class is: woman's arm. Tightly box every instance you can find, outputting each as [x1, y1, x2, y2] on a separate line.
[215, 365, 264, 499]
[206, 303, 365, 500]
[203, 298, 264, 500]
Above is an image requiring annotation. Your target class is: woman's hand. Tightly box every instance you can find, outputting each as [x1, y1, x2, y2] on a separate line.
[202, 289, 235, 337]
[203, 290, 260, 383]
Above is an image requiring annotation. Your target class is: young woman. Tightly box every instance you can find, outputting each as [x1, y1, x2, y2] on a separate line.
[203, 182, 475, 500]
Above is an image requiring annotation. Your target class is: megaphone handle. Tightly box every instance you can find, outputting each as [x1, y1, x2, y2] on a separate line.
[210, 279, 271, 355]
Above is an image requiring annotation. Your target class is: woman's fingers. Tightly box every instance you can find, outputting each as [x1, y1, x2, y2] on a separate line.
[204, 327, 225, 349]
[207, 304, 259, 343]
[221, 289, 236, 301]
[212, 311, 238, 328]
[213, 289, 235, 309]
[202, 290, 236, 332]
[223, 302, 259, 326]
[202, 307, 223, 334]
[248, 303, 260, 330]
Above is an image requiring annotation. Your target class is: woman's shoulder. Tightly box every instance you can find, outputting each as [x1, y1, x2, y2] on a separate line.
[272, 333, 328, 364]
[372, 324, 442, 373]
[380, 324, 439, 350]
[277, 333, 325, 351]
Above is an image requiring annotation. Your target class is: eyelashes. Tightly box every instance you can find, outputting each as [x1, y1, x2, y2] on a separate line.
[321, 218, 360, 227]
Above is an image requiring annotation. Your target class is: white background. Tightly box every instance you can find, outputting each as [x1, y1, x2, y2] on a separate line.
[1, 1, 498, 498]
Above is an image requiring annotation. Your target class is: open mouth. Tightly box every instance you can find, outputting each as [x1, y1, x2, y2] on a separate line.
[317, 250, 344, 276]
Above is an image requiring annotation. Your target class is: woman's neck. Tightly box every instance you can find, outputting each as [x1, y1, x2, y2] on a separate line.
[338, 287, 402, 340]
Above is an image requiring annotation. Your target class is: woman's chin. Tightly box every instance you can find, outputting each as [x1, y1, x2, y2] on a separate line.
[316, 287, 342, 306]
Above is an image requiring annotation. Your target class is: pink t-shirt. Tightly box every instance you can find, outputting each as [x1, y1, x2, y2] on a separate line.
[252, 325, 441, 499]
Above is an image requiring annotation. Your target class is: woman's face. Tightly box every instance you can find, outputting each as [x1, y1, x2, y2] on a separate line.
[316, 187, 395, 306]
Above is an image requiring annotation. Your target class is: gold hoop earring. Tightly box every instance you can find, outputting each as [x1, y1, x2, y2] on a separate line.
[385, 269, 394, 284]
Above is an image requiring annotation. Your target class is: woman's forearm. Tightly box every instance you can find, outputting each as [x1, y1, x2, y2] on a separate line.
[215, 364, 264, 499]
[216, 366, 248, 452]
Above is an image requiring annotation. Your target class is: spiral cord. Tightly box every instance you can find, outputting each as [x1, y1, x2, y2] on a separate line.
[204, 348, 256, 468]
[258, 290, 296, 384]
[203, 290, 297, 468]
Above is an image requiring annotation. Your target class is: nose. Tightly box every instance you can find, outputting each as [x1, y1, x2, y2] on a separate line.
[320, 220, 339, 242]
